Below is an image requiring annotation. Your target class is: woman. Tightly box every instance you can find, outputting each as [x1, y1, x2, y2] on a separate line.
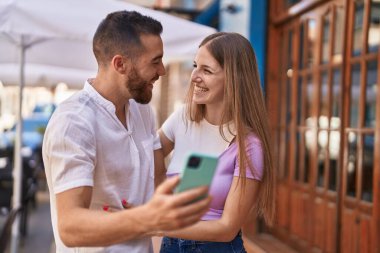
[156, 32, 276, 253]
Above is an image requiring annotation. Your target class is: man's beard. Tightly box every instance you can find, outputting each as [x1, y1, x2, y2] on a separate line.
[127, 67, 158, 104]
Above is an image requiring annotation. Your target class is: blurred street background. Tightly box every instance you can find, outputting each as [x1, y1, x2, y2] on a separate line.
[1, 0, 379, 253]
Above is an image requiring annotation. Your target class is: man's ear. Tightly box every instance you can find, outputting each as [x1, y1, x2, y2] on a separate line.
[112, 55, 129, 74]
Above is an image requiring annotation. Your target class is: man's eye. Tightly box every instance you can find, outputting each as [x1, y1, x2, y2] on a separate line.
[193, 64, 197, 68]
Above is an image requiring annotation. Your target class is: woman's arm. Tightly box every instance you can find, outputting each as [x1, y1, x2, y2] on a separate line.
[162, 177, 260, 242]
[154, 130, 175, 187]
[158, 129, 174, 157]
[154, 149, 166, 189]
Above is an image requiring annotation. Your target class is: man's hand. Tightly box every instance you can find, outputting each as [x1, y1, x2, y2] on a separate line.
[143, 176, 211, 233]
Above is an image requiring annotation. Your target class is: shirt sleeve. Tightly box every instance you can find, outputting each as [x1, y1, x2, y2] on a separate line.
[161, 105, 184, 142]
[233, 135, 264, 181]
[43, 112, 96, 194]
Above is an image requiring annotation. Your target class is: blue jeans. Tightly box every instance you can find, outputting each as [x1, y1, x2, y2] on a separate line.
[159, 232, 246, 253]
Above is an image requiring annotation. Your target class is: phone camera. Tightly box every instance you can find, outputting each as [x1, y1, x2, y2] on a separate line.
[187, 156, 201, 169]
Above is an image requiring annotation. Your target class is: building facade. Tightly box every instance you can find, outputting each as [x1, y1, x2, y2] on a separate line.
[265, 0, 379, 252]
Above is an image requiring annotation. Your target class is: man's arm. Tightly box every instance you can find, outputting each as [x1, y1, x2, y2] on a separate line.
[56, 176, 211, 247]
[162, 177, 260, 242]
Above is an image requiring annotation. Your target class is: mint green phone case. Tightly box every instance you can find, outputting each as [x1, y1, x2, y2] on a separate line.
[175, 152, 219, 194]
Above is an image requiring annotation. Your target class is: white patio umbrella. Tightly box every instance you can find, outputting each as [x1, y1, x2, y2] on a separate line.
[0, 0, 216, 88]
[0, 1, 216, 252]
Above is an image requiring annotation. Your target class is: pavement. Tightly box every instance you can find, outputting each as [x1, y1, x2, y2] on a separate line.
[0, 190, 53, 253]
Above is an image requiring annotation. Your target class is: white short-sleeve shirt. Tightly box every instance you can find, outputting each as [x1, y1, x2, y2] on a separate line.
[43, 81, 160, 253]
[161, 105, 235, 175]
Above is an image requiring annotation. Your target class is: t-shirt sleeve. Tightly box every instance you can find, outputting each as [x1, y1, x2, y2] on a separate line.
[233, 135, 264, 181]
[43, 113, 96, 194]
[161, 105, 184, 142]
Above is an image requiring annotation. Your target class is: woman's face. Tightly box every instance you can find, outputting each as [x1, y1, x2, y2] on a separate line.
[191, 46, 225, 106]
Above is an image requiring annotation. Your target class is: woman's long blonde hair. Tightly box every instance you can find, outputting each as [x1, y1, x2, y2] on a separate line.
[185, 32, 276, 226]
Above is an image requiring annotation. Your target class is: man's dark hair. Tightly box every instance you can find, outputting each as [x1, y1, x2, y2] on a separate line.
[93, 10, 163, 66]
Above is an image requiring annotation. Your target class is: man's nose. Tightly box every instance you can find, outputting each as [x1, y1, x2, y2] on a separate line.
[158, 62, 166, 76]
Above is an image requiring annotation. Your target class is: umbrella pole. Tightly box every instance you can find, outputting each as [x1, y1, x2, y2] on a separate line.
[10, 39, 26, 253]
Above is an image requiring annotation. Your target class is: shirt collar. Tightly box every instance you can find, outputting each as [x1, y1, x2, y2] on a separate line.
[83, 80, 133, 134]
[83, 80, 116, 113]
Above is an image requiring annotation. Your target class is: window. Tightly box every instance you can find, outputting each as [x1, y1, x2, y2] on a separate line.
[352, 1, 364, 56]
[368, 1, 380, 52]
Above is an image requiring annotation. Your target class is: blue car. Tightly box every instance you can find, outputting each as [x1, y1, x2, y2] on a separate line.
[0, 115, 50, 171]
[0, 115, 51, 235]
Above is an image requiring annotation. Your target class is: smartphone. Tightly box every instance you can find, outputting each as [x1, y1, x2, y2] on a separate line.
[175, 152, 219, 198]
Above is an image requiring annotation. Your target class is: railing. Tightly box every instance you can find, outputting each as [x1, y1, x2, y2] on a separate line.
[0, 208, 21, 253]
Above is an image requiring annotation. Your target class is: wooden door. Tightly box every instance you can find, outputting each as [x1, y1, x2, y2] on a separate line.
[340, 1, 379, 252]
[266, 0, 379, 252]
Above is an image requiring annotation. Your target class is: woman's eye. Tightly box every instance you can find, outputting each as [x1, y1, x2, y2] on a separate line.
[193, 64, 197, 68]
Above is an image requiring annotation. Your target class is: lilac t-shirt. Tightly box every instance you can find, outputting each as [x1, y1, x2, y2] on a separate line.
[203, 134, 264, 220]
[169, 134, 264, 221]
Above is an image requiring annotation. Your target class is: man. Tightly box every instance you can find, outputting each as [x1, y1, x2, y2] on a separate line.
[43, 11, 210, 253]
